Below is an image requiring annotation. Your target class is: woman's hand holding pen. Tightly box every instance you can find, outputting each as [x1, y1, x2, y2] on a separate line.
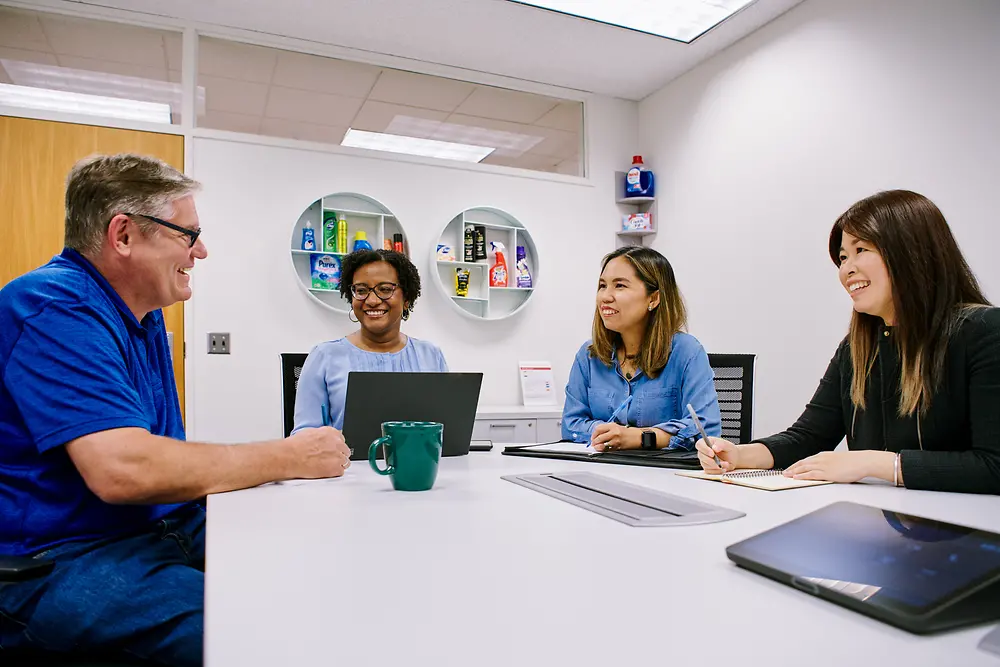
[695, 437, 740, 473]
[695, 439, 776, 474]
[591, 423, 640, 451]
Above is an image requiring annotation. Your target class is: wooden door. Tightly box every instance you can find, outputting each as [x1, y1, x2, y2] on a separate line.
[0, 115, 187, 415]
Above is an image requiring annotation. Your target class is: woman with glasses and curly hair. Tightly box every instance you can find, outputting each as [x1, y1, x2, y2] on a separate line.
[292, 249, 447, 432]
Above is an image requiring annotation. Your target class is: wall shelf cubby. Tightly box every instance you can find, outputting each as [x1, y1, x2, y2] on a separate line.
[290, 193, 406, 314]
[433, 206, 537, 321]
[615, 170, 657, 247]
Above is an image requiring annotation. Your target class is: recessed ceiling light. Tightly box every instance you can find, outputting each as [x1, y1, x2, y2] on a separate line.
[342, 128, 495, 163]
[0, 83, 172, 124]
[506, 0, 756, 43]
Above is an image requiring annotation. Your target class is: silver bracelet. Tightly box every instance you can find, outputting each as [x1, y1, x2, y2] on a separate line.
[893, 452, 901, 487]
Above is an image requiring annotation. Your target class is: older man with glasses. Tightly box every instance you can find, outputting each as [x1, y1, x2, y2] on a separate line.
[0, 153, 350, 666]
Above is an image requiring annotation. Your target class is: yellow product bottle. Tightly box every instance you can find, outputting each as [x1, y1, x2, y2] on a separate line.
[336, 213, 348, 254]
[455, 268, 470, 297]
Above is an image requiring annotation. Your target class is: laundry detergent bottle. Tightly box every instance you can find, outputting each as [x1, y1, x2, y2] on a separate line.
[489, 241, 508, 287]
[624, 155, 655, 198]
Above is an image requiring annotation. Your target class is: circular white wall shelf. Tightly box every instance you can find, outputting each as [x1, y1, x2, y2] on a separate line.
[290, 193, 407, 314]
[432, 206, 537, 321]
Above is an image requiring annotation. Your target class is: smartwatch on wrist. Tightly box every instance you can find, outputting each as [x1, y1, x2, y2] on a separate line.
[640, 430, 657, 450]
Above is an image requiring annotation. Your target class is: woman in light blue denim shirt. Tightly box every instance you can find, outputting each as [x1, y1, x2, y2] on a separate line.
[293, 250, 447, 433]
[562, 246, 721, 451]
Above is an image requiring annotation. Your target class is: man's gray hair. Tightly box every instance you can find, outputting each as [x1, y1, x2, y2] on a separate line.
[64, 153, 201, 255]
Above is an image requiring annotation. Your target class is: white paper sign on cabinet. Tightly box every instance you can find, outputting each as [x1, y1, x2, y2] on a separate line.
[519, 361, 557, 406]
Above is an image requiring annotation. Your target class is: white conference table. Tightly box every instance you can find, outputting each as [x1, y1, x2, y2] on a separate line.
[205, 447, 1000, 666]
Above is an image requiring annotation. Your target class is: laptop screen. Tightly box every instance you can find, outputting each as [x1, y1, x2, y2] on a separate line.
[727, 501, 1000, 615]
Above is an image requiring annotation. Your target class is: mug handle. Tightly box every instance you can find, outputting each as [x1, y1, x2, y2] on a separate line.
[369, 436, 394, 476]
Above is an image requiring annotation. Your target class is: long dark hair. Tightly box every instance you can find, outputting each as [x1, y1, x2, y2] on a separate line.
[588, 246, 687, 379]
[829, 190, 990, 415]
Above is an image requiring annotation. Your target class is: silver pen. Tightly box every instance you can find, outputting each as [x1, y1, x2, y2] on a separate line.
[687, 403, 722, 467]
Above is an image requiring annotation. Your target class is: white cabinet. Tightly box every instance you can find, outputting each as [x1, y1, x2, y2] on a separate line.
[473, 406, 563, 444]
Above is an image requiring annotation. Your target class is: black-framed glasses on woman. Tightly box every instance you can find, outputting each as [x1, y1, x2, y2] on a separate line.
[350, 282, 398, 301]
[124, 213, 202, 248]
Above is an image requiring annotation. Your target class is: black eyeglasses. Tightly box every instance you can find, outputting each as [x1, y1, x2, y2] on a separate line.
[350, 282, 398, 301]
[126, 213, 202, 248]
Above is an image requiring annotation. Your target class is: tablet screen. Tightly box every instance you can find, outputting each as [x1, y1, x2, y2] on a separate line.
[727, 502, 1000, 615]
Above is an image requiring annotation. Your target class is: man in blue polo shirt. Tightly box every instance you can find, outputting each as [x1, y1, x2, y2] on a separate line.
[0, 154, 351, 666]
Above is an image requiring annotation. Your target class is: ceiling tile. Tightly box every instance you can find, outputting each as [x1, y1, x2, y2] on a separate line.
[260, 117, 348, 145]
[198, 37, 276, 84]
[533, 101, 583, 132]
[200, 74, 270, 115]
[350, 100, 448, 133]
[264, 86, 364, 127]
[445, 113, 549, 147]
[271, 49, 379, 97]
[199, 109, 262, 134]
[164, 33, 182, 71]
[0, 46, 59, 68]
[554, 157, 583, 176]
[41, 14, 174, 68]
[57, 56, 170, 82]
[481, 152, 561, 172]
[368, 69, 474, 112]
[0, 7, 49, 52]
[454, 85, 559, 124]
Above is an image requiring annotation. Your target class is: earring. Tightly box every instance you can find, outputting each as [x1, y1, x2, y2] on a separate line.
[348, 310, 359, 323]
[402, 308, 410, 321]
[648, 305, 655, 311]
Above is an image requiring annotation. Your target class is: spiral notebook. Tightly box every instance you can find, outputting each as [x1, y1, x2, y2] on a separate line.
[675, 468, 833, 491]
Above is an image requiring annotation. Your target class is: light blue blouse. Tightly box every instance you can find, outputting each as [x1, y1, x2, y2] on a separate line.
[561, 333, 721, 450]
[292, 336, 448, 432]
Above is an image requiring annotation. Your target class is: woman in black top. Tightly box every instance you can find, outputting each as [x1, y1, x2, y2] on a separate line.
[697, 190, 1000, 494]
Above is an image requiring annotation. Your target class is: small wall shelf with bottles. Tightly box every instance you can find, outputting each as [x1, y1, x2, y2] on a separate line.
[289, 193, 407, 314]
[614, 170, 657, 248]
[433, 206, 537, 321]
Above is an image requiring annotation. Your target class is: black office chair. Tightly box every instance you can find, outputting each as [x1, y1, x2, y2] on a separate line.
[280, 353, 309, 437]
[707, 353, 755, 444]
[0, 564, 148, 666]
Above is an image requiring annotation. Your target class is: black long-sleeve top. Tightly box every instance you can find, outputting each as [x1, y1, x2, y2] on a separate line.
[757, 307, 1000, 494]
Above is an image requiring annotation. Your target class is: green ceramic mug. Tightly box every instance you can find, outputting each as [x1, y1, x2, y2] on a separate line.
[368, 421, 444, 491]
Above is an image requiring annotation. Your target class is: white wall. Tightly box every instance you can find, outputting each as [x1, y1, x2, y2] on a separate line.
[639, 0, 1000, 439]
[187, 95, 638, 442]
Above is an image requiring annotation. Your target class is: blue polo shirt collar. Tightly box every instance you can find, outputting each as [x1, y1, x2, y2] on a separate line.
[60, 247, 158, 335]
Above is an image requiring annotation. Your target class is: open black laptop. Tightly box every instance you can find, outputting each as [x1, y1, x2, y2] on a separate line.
[726, 501, 1000, 634]
[342, 372, 483, 461]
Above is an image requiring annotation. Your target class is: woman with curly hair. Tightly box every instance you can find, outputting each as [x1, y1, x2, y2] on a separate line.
[292, 249, 447, 432]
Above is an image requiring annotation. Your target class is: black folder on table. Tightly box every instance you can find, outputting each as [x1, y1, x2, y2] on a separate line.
[502, 441, 702, 470]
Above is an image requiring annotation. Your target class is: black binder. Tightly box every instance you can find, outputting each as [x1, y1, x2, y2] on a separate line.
[502, 442, 702, 470]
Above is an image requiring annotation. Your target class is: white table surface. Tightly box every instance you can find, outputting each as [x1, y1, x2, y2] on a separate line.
[205, 447, 1000, 667]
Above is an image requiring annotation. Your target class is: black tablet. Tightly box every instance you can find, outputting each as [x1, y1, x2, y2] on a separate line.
[726, 501, 1000, 634]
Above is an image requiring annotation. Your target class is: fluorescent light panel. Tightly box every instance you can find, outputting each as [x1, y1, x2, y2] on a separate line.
[0, 83, 172, 124]
[507, 0, 756, 43]
[342, 128, 495, 163]
[1, 60, 206, 116]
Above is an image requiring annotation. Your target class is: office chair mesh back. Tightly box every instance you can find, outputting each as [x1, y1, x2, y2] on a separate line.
[280, 353, 309, 437]
[707, 354, 755, 444]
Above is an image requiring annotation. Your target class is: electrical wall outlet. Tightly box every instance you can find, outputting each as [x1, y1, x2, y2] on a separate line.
[208, 332, 230, 355]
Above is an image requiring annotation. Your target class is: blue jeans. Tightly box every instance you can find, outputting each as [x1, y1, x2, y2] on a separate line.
[0, 503, 205, 666]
